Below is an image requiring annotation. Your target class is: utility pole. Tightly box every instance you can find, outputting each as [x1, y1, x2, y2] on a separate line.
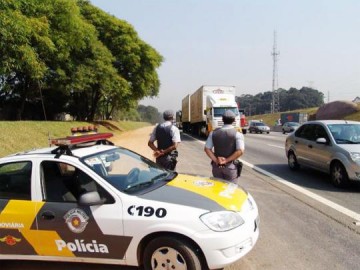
[271, 31, 280, 113]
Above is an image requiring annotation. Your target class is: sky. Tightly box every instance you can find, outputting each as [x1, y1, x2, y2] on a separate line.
[90, 0, 360, 113]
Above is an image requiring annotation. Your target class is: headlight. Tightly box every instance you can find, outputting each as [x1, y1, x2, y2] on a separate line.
[200, 211, 244, 232]
[350, 152, 360, 162]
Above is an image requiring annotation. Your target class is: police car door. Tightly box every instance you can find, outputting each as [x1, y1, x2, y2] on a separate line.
[35, 160, 131, 261]
[0, 160, 39, 257]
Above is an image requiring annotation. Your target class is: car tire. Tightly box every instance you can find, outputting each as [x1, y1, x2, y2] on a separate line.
[288, 151, 300, 170]
[143, 236, 203, 270]
[330, 161, 350, 188]
[283, 130, 286, 134]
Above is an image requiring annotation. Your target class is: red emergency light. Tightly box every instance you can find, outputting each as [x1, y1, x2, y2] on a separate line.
[50, 133, 113, 146]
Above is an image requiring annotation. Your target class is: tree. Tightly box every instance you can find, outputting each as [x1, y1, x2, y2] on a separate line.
[236, 87, 324, 115]
[0, 0, 164, 121]
[78, 0, 163, 112]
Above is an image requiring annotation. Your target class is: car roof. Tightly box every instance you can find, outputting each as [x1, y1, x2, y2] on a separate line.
[303, 120, 360, 125]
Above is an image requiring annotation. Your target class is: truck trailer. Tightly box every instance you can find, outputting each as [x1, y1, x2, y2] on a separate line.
[182, 85, 241, 137]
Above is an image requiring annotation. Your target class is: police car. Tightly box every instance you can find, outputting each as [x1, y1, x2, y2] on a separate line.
[0, 129, 259, 270]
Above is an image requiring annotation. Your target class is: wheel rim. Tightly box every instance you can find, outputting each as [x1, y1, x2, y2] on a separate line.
[151, 246, 187, 270]
[332, 165, 343, 185]
[288, 153, 296, 168]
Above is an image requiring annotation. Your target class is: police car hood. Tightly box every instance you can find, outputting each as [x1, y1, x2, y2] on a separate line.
[140, 174, 248, 212]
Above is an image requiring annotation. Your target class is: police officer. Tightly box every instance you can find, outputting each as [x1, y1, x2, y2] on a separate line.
[204, 110, 244, 183]
[148, 110, 181, 170]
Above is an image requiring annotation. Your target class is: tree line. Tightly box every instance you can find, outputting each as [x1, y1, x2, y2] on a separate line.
[0, 0, 163, 121]
[236, 87, 324, 116]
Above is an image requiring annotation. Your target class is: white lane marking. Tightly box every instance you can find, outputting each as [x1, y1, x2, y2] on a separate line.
[241, 160, 360, 223]
[193, 136, 360, 223]
[268, 144, 285, 149]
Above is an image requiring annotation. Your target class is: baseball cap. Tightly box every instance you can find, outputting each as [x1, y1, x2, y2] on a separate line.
[163, 110, 174, 120]
[222, 110, 236, 119]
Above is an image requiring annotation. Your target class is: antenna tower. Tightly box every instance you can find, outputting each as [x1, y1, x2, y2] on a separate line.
[271, 31, 280, 113]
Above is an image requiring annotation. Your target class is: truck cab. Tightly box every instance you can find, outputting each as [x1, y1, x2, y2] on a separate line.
[205, 94, 241, 136]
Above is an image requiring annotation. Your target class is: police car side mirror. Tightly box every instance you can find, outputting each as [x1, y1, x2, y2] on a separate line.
[79, 191, 104, 206]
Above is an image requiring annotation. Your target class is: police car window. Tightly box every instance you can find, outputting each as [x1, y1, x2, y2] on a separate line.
[0, 161, 32, 200]
[41, 161, 114, 204]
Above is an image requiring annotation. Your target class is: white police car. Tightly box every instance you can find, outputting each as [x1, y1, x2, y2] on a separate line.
[0, 130, 259, 270]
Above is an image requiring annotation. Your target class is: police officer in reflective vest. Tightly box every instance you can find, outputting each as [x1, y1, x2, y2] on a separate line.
[148, 110, 181, 170]
[204, 110, 245, 183]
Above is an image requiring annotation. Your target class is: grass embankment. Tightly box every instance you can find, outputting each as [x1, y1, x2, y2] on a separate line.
[0, 120, 151, 158]
[247, 104, 360, 127]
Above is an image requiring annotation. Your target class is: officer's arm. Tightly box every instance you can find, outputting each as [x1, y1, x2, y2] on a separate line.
[148, 140, 158, 152]
[161, 142, 178, 155]
[224, 149, 243, 163]
[204, 147, 218, 164]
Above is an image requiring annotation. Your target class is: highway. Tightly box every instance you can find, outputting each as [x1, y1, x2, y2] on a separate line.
[4, 129, 360, 270]
[177, 130, 360, 270]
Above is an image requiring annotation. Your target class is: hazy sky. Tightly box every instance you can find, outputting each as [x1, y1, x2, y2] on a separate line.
[90, 0, 360, 113]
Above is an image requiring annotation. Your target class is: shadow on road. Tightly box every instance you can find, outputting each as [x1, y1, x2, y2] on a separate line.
[252, 163, 360, 193]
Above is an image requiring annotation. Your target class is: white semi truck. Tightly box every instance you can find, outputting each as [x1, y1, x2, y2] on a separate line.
[181, 85, 241, 137]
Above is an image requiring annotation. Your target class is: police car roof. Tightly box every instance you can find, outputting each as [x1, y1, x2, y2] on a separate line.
[4, 144, 117, 159]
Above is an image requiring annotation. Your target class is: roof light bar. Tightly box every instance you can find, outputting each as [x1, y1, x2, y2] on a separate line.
[50, 133, 113, 146]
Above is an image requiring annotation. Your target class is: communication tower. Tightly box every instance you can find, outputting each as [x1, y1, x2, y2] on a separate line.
[271, 31, 280, 113]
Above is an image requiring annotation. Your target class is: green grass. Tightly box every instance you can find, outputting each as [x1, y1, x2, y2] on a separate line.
[0, 120, 151, 158]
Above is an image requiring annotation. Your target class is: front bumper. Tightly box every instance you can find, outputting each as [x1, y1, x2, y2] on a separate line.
[194, 210, 260, 269]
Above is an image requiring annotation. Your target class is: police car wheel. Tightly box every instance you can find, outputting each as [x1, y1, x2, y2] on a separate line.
[143, 236, 202, 270]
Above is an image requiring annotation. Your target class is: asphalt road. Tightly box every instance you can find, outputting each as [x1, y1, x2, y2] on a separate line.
[3, 128, 360, 270]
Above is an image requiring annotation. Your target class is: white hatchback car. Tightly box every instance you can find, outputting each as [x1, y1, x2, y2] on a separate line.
[0, 131, 259, 270]
[285, 120, 360, 187]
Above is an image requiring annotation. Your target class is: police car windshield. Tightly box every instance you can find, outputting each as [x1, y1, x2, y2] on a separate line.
[83, 148, 173, 193]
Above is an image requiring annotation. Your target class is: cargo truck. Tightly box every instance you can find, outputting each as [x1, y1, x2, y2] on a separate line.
[181, 85, 241, 137]
[181, 95, 191, 133]
[175, 110, 182, 129]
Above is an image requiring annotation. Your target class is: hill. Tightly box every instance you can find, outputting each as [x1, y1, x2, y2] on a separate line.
[247, 103, 360, 127]
[0, 120, 151, 157]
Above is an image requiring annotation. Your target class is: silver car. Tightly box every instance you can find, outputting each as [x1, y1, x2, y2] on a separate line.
[249, 121, 271, 134]
[282, 121, 300, 134]
[285, 120, 360, 187]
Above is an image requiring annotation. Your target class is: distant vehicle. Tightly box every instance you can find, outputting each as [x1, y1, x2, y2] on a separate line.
[280, 112, 308, 125]
[175, 110, 182, 129]
[285, 120, 360, 187]
[282, 122, 300, 134]
[249, 121, 270, 134]
[181, 85, 241, 137]
[0, 129, 259, 269]
[239, 109, 249, 134]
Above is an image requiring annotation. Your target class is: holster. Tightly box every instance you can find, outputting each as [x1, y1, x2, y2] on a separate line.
[168, 150, 178, 170]
[233, 160, 243, 177]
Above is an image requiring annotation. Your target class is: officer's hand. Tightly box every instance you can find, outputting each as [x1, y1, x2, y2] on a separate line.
[217, 156, 226, 165]
[153, 150, 163, 158]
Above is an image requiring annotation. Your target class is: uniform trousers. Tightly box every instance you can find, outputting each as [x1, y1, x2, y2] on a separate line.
[211, 161, 239, 184]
